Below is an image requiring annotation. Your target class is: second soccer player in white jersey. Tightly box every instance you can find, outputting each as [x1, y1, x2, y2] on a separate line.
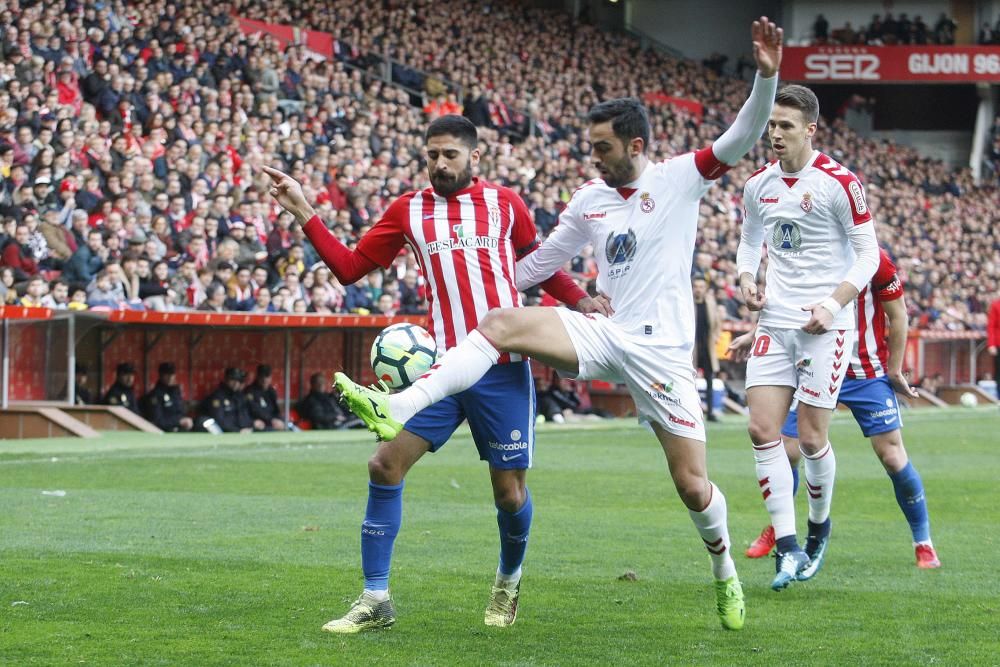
[336, 17, 786, 631]
[736, 85, 880, 590]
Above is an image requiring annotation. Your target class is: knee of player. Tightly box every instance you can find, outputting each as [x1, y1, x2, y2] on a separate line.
[368, 453, 404, 485]
[797, 435, 827, 456]
[674, 474, 710, 510]
[747, 420, 777, 446]
[872, 433, 908, 471]
[477, 308, 518, 349]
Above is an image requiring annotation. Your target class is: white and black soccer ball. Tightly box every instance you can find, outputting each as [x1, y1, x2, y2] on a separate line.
[959, 391, 978, 408]
[370, 323, 437, 390]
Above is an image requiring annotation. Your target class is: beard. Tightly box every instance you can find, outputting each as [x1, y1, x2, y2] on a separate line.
[430, 164, 473, 197]
[599, 156, 637, 188]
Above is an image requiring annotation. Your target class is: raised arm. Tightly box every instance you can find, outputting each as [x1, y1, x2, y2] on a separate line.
[706, 18, 782, 171]
[263, 166, 389, 285]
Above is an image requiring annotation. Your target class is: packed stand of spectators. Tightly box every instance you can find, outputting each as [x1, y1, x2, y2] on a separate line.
[0, 0, 995, 335]
[808, 12, 958, 46]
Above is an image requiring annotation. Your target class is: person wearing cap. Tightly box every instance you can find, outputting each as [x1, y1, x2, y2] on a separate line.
[142, 362, 193, 432]
[226, 218, 267, 266]
[102, 361, 140, 414]
[245, 364, 286, 431]
[198, 367, 259, 433]
[30, 175, 57, 210]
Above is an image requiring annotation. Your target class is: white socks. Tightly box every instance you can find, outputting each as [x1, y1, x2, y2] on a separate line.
[495, 567, 522, 588]
[388, 329, 500, 424]
[362, 589, 390, 602]
[689, 482, 736, 580]
[802, 442, 836, 524]
[753, 439, 796, 539]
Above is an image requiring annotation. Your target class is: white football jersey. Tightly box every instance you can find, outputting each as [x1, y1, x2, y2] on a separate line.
[741, 150, 874, 330]
[517, 154, 713, 349]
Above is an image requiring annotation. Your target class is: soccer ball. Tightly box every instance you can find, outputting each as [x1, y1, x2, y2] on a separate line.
[959, 391, 978, 408]
[370, 323, 437, 390]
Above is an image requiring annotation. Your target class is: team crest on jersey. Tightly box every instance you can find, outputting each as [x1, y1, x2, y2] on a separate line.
[800, 192, 813, 213]
[486, 203, 503, 231]
[771, 220, 802, 251]
[639, 192, 655, 213]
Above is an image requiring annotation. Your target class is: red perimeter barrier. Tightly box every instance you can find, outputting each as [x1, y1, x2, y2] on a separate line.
[0, 308, 424, 410]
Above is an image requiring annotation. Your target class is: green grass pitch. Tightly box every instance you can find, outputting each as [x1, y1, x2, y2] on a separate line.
[2, 409, 998, 665]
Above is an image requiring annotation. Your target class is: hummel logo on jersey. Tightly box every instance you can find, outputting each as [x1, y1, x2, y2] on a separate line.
[584, 211, 606, 220]
[760, 196, 779, 204]
[501, 453, 523, 462]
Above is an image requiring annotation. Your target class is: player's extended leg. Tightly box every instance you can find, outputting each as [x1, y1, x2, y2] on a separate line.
[795, 403, 836, 581]
[651, 423, 744, 631]
[746, 385, 807, 589]
[322, 431, 430, 634]
[870, 430, 940, 568]
[485, 467, 531, 627]
[335, 307, 579, 441]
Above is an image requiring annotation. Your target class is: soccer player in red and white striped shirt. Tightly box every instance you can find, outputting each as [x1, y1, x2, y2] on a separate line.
[734, 249, 941, 569]
[263, 115, 605, 633]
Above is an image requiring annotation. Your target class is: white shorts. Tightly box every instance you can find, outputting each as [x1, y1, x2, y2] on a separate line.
[745, 325, 855, 409]
[555, 309, 706, 441]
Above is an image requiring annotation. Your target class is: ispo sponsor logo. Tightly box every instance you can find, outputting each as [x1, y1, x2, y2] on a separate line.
[488, 441, 528, 452]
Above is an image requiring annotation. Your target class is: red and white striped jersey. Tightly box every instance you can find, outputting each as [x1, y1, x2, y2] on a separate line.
[848, 249, 903, 379]
[356, 178, 537, 362]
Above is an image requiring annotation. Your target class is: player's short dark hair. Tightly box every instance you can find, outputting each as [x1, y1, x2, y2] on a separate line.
[775, 85, 820, 124]
[425, 114, 478, 150]
[586, 98, 651, 152]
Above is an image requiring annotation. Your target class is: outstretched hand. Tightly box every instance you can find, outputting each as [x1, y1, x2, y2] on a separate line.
[751, 16, 783, 78]
[262, 165, 313, 222]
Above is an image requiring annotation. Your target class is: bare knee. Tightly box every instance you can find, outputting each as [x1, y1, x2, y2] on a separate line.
[747, 419, 779, 446]
[368, 452, 405, 486]
[872, 433, 908, 473]
[477, 308, 517, 351]
[492, 474, 526, 513]
[672, 470, 710, 511]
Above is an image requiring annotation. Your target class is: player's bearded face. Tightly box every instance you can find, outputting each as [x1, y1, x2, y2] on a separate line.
[426, 137, 477, 196]
[430, 157, 473, 196]
[589, 123, 638, 188]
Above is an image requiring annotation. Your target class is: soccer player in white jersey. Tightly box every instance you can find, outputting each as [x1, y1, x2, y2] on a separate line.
[734, 249, 941, 570]
[736, 84, 880, 590]
[335, 16, 786, 631]
[263, 116, 605, 633]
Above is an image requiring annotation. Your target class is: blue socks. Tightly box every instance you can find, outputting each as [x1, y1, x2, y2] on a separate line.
[361, 481, 403, 591]
[496, 488, 533, 576]
[889, 462, 931, 543]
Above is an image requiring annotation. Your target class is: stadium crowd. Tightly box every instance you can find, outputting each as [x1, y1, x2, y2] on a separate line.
[0, 0, 996, 336]
[809, 12, 958, 45]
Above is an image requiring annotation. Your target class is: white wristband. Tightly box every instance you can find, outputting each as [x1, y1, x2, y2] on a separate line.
[819, 297, 842, 318]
